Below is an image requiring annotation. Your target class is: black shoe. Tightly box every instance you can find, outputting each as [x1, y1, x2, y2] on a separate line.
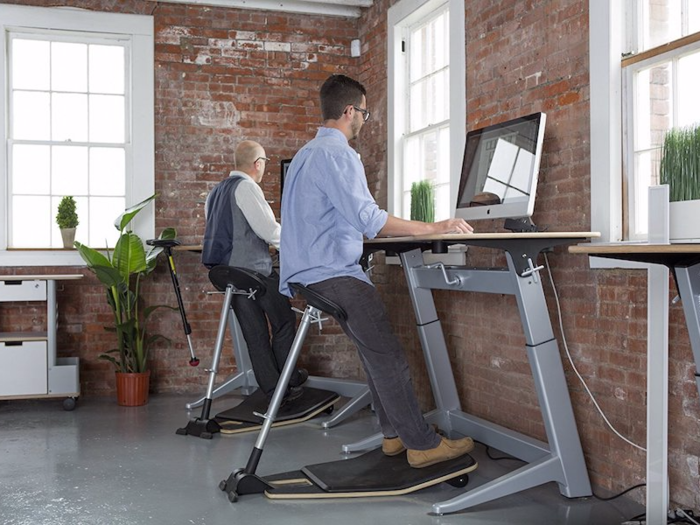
[289, 368, 309, 388]
[282, 386, 304, 405]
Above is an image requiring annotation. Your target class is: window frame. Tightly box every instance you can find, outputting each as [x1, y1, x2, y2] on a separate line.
[387, 0, 466, 223]
[0, 4, 154, 267]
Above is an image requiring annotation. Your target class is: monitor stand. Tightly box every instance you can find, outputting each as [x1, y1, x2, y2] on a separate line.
[503, 217, 540, 233]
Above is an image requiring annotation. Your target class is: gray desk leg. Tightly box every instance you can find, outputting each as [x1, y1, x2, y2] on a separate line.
[306, 376, 372, 429]
[675, 263, 700, 399]
[186, 309, 258, 410]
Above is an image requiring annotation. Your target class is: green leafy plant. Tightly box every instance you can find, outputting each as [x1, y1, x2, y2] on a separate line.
[659, 123, 700, 202]
[75, 194, 176, 373]
[56, 196, 79, 229]
[410, 180, 435, 223]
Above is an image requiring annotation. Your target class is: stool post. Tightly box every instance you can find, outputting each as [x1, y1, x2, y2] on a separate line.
[247, 304, 318, 470]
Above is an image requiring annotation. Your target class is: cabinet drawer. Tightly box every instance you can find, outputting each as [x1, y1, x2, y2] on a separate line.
[0, 341, 48, 396]
[0, 280, 47, 302]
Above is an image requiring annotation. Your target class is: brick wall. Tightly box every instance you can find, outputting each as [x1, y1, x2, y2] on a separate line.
[0, 0, 364, 397]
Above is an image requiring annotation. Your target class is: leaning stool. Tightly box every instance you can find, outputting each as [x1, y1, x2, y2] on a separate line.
[219, 283, 347, 501]
[176, 265, 266, 439]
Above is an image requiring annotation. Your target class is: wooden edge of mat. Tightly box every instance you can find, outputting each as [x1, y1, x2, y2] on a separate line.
[219, 396, 340, 435]
[264, 461, 479, 499]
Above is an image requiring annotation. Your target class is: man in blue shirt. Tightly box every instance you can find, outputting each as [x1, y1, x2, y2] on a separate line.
[280, 75, 475, 469]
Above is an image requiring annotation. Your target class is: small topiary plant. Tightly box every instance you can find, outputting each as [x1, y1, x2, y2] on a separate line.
[56, 196, 79, 229]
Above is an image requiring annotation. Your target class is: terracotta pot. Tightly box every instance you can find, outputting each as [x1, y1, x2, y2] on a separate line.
[115, 371, 150, 406]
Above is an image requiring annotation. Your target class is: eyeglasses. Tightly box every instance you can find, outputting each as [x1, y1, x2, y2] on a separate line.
[353, 106, 371, 122]
[255, 156, 270, 163]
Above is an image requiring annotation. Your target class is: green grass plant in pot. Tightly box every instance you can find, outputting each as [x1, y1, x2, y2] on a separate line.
[659, 123, 700, 241]
[410, 180, 435, 223]
[56, 196, 79, 248]
[659, 123, 700, 202]
[75, 194, 176, 406]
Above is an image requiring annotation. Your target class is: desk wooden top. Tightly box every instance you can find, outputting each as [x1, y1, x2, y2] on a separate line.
[570, 243, 700, 255]
[365, 231, 600, 245]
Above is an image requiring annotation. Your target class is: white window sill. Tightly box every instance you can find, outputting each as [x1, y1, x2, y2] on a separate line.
[0, 250, 87, 267]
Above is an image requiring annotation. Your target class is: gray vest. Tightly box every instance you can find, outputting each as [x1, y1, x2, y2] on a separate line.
[203, 174, 272, 276]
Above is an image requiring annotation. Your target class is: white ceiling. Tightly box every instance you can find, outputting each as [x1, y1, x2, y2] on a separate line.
[159, 0, 373, 18]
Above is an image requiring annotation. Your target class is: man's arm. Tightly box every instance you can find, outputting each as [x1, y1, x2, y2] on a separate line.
[235, 179, 281, 249]
[378, 215, 473, 237]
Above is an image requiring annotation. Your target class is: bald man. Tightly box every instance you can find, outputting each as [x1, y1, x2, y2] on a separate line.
[203, 140, 307, 402]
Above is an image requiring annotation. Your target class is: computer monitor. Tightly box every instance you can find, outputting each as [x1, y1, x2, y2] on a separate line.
[454, 112, 546, 225]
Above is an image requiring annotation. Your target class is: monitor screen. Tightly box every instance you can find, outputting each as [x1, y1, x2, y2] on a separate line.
[454, 112, 546, 222]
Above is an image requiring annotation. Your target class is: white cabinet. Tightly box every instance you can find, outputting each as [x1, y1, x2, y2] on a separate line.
[0, 275, 82, 409]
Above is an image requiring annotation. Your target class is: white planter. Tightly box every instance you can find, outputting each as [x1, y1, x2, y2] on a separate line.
[670, 199, 700, 243]
[60, 228, 76, 249]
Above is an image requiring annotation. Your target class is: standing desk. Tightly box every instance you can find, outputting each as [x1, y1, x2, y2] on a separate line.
[568, 243, 700, 525]
[358, 232, 597, 514]
[175, 245, 372, 429]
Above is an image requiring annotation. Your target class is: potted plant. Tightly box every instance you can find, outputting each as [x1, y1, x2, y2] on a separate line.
[56, 196, 79, 248]
[75, 194, 176, 406]
[660, 123, 700, 241]
[410, 180, 435, 223]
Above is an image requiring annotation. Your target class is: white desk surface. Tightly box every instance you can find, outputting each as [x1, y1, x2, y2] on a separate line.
[0, 274, 83, 281]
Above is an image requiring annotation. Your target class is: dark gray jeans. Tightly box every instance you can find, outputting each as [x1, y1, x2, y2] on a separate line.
[231, 270, 301, 395]
[309, 276, 440, 451]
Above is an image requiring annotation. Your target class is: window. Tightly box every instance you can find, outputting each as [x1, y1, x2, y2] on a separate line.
[623, 2, 700, 239]
[0, 5, 154, 266]
[589, 1, 700, 247]
[388, 0, 465, 223]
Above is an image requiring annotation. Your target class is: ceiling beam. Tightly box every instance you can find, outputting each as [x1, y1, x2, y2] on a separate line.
[157, 0, 372, 18]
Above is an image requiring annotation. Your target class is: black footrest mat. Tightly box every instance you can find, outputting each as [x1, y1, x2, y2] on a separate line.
[265, 448, 478, 499]
[214, 387, 339, 434]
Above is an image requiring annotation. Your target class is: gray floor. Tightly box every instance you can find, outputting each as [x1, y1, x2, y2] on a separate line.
[0, 393, 644, 525]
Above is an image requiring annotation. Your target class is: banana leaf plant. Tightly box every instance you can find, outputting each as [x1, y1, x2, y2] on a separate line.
[75, 194, 176, 373]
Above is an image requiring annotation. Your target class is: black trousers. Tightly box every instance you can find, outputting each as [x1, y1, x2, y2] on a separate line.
[231, 270, 300, 394]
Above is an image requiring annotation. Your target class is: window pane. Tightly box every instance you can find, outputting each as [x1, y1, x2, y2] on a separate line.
[52, 93, 88, 142]
[12, 39, 50, 90]
[52, 42, 88, 93]
[689, 2, 700, 34]
[89, 197, 125, 247]
[635, 63, 672, 151]
[13, 91, 50, 140]
[90, 148, 126, 196]
[52, 195, 88, 248]
[89, 95, 125, 143]
[434, 182, 450, 221]
[644, 0, 682, 50]
[409, 11, 448, 82]
[53, 146, 89, 195]
[12, 145, 50, 195]
[12, 196, 51, 248]
[90, 45, 125, 95]
[409, 72, 449, 132]
[678, 50, 700, 128]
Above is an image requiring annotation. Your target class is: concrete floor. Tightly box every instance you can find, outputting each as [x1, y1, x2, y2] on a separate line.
[0, 393, 645, 525]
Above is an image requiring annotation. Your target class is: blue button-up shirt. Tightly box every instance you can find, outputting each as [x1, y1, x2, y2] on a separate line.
[279, 127, 388, 297]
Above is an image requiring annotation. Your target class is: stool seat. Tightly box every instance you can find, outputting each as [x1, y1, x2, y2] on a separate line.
[209, 266, 267, 298]
[146, 238, 181, 248]
[289, 283, 347, 321]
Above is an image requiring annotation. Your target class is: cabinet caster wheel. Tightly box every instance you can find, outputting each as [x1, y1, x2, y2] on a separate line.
[446, 474, 469, 488]
[228, 491, 238, 503]
[63, 397, 77, 411]
[219, 480, 227, 491]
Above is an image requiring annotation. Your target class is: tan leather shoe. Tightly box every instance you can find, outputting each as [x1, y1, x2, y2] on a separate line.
[407, 436, 475, 468]
[382, 437, 406, 456]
